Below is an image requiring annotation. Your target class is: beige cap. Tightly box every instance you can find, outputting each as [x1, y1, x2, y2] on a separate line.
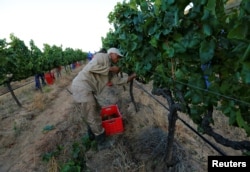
[107, 48, 123, 57]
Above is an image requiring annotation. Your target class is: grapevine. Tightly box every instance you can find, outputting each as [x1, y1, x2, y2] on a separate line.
[0, 34, 88, 106]
[102, 0, 250, 150]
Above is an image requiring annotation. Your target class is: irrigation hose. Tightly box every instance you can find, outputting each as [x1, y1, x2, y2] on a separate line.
[134, 80, 226, 156]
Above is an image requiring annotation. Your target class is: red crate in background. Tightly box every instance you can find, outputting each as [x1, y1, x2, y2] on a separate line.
[101, 104, 124, 136]
[45, 72, 54, 85]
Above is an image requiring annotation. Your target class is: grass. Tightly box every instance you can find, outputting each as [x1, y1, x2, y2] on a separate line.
[44, 135, 96, 172]
[31, 92, 47, 111]
[0, 83, 34, 119]
[3, 66, 247, 171]
[13, 121, 21, 136]
[42, 85, 53, 93]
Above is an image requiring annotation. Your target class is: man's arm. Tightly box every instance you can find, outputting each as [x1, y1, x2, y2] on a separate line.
[127, 73, 136, 83]
[109, 66, 120, 74]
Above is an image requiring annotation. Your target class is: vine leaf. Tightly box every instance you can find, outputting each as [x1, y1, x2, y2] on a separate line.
[202, 23, 212, 36]
[206, 0, 216, 16]
[241, 63, 250, 84]
[228, 23, 248, 40]
[199, 39, 215, 64]
[236, 111, 250, 136]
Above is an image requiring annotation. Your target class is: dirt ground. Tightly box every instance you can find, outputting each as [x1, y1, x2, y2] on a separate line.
[0, 64, 249, 172]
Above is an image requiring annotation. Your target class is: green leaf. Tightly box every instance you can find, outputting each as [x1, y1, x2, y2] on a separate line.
[129, 0, 137, 10]
[206, 0, 216, 16]
[201, 9, 210, 21]
[236, 111, 250, 136]
[130, 34, 138, 41]
[190, 107, 202, 124]
[219, 81, 231, 94]
[119, 33, 126, 40]
[61, 163, 81, 172]
[174, 8, 179, 26]
[191, 93, 202, 104]
[140, 1, 148, 11]
[175, 69, 184, 79]
[241, 63, 250, 84]
[155, 0, 161, 7]
[199, 39, 215, 64]
[144, 63, 152, 71]
[184, 90, 192, 99]
[131, 42, 137, 51]
[162, 29, 172, 36]
[166, 46, 175, 58]
[173, 43, 186, 53]
[167, 0, 175, 5]
[148, 24, 159, 35]
[242, 44, 250, 61]
[149, 37, 158, 48]
[241, 0, 250, 14]
[236, 111, 245, 128]
[160, 1, 167, 11]
[202, 23, 212, 36]
[229, 111, 236, 125]
[201, 0, 208, 5]
[228, 23, 248, 40]
[181, 32, 201, 49]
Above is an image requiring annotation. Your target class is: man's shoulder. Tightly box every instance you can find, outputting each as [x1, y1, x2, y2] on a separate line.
[94, 53, 109, 63]
[94, 53, 108, 58]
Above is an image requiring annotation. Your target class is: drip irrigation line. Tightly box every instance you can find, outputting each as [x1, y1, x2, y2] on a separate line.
[0, 80, 34, 97]
[134, 82, 170, 111]
[147, 71, 250, 107]
[175, 80, 250, 107]
[66, 88, 72, 95]
[177, 117, 226, 156]
[134, 81, 226, 156]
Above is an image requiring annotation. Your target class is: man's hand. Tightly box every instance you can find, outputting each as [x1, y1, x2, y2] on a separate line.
[109, 66, 120, 74]
[127, 73, 137, 82]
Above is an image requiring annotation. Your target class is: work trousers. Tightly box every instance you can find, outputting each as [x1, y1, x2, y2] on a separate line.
[74, 96, 104, 136]
[72, 85, 119, 136]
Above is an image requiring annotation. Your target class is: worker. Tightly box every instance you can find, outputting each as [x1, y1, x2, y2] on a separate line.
[71, 47, 136, 150]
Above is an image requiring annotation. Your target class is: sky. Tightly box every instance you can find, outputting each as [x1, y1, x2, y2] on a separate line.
[0, 0, 123, 53]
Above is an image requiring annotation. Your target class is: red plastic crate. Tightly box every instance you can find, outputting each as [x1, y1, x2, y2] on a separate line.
[45, 72, 54, 85]
[101, 104, 124, 136]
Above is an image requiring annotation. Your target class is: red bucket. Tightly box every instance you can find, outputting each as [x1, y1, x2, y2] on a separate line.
[45, 73, 54, 85]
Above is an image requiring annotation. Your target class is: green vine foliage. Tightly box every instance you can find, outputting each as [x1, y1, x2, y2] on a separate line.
[1, 34, 33, 82]
[30, 39, 44, 74]
[0, 39, 9, 84]
[102, 0, 250, 135]
[0, 34, 88, 85]
[0, 34, 87, 107]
